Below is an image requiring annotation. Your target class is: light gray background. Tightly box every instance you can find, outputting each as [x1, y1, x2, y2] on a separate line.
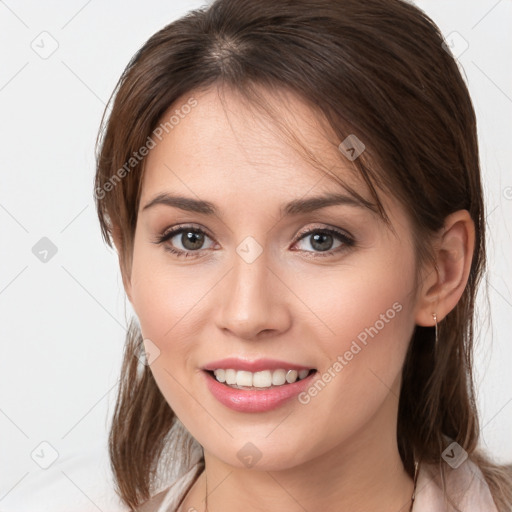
[0, 1, 511, 510]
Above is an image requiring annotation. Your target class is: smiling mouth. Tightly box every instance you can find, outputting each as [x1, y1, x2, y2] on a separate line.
[205, 368, 317, 390]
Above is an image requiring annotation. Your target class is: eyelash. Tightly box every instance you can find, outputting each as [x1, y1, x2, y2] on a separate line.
[153, 224, 355, 259]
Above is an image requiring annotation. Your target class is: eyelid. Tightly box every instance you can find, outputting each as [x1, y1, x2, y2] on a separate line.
[160, 222, 211, 237]
[294, 223, 354, 242]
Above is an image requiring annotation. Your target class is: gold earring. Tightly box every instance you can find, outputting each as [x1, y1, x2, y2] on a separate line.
[432, 312, 438, 352]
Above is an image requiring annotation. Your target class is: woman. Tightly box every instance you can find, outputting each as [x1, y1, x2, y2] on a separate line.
[94, 0, 512, 510]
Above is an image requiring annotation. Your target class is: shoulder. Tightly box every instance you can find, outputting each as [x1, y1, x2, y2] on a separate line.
[414, 456, 498, 512]
[135, 488, 169, 512]
[135, 462, 203, 512]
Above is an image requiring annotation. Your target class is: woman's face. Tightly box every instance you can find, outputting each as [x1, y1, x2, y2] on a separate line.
[125, 86, 422, 470]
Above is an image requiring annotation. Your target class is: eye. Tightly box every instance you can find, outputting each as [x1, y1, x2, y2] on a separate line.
[153, 225, 215, 258]
[293, 227, 355, 257]
[153, 224, 355, 259]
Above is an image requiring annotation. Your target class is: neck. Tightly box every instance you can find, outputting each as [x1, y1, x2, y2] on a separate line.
[179, 395, 414, 512]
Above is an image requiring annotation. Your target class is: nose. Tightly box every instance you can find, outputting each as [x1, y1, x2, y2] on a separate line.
[214, 245, 292, 341]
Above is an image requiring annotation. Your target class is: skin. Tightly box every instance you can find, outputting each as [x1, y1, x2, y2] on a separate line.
[114, 85, 475, 512]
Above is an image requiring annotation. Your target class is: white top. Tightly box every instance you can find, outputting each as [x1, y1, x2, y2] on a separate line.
[146, 456, 498, 512]
[413, 457, 498, 511]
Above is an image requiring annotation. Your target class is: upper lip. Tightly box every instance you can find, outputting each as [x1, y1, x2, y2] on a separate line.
[202, 358, 315, 372]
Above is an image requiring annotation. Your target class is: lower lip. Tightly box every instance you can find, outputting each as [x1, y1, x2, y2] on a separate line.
[203, 370, 316, 413]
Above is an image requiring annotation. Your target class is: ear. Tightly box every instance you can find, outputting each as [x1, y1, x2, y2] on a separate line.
[415, 210, 475, 327]
[111, 224, 133, 303]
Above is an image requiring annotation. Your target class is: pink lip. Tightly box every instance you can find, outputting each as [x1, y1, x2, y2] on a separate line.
[202, 357, 314, 372]
[202, 369, 317, 413]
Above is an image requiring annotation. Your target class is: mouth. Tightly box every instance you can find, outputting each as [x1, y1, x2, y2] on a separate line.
[202, 362, 319, 413]
[201, 357, 318, 412]
[204, 368, 317, 390]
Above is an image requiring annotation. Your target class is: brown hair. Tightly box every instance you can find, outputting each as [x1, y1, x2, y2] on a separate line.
[94, 0, 512, 510]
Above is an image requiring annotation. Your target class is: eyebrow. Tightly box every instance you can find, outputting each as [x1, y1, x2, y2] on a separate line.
[141, 192, 376, 216]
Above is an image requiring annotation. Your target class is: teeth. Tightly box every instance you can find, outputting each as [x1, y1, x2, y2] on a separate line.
[214, 369, 226, 382]
[225, 369, 237, 385]
[272, 369, 286, 386]
[298, 369, 309, 380]
[212, 368, 312, 388]
[253, 370, 272, 388]
[286, 369, 298, 383]
[236, 370, 253, 387]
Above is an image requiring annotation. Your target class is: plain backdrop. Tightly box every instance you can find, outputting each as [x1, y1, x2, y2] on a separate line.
[0, 1, 511, 510]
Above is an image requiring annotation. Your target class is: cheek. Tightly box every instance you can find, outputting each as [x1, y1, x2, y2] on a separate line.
[128, 248, 211, 421]
[292, 249, 417, 435]
[294, 245, 416, 357]
[129, 241, 211, 344]
[128, 244, 223, 420]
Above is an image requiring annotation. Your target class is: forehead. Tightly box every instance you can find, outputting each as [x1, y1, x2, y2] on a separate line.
[140, 85, 366, 202]
[135, 86, 415, 242]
